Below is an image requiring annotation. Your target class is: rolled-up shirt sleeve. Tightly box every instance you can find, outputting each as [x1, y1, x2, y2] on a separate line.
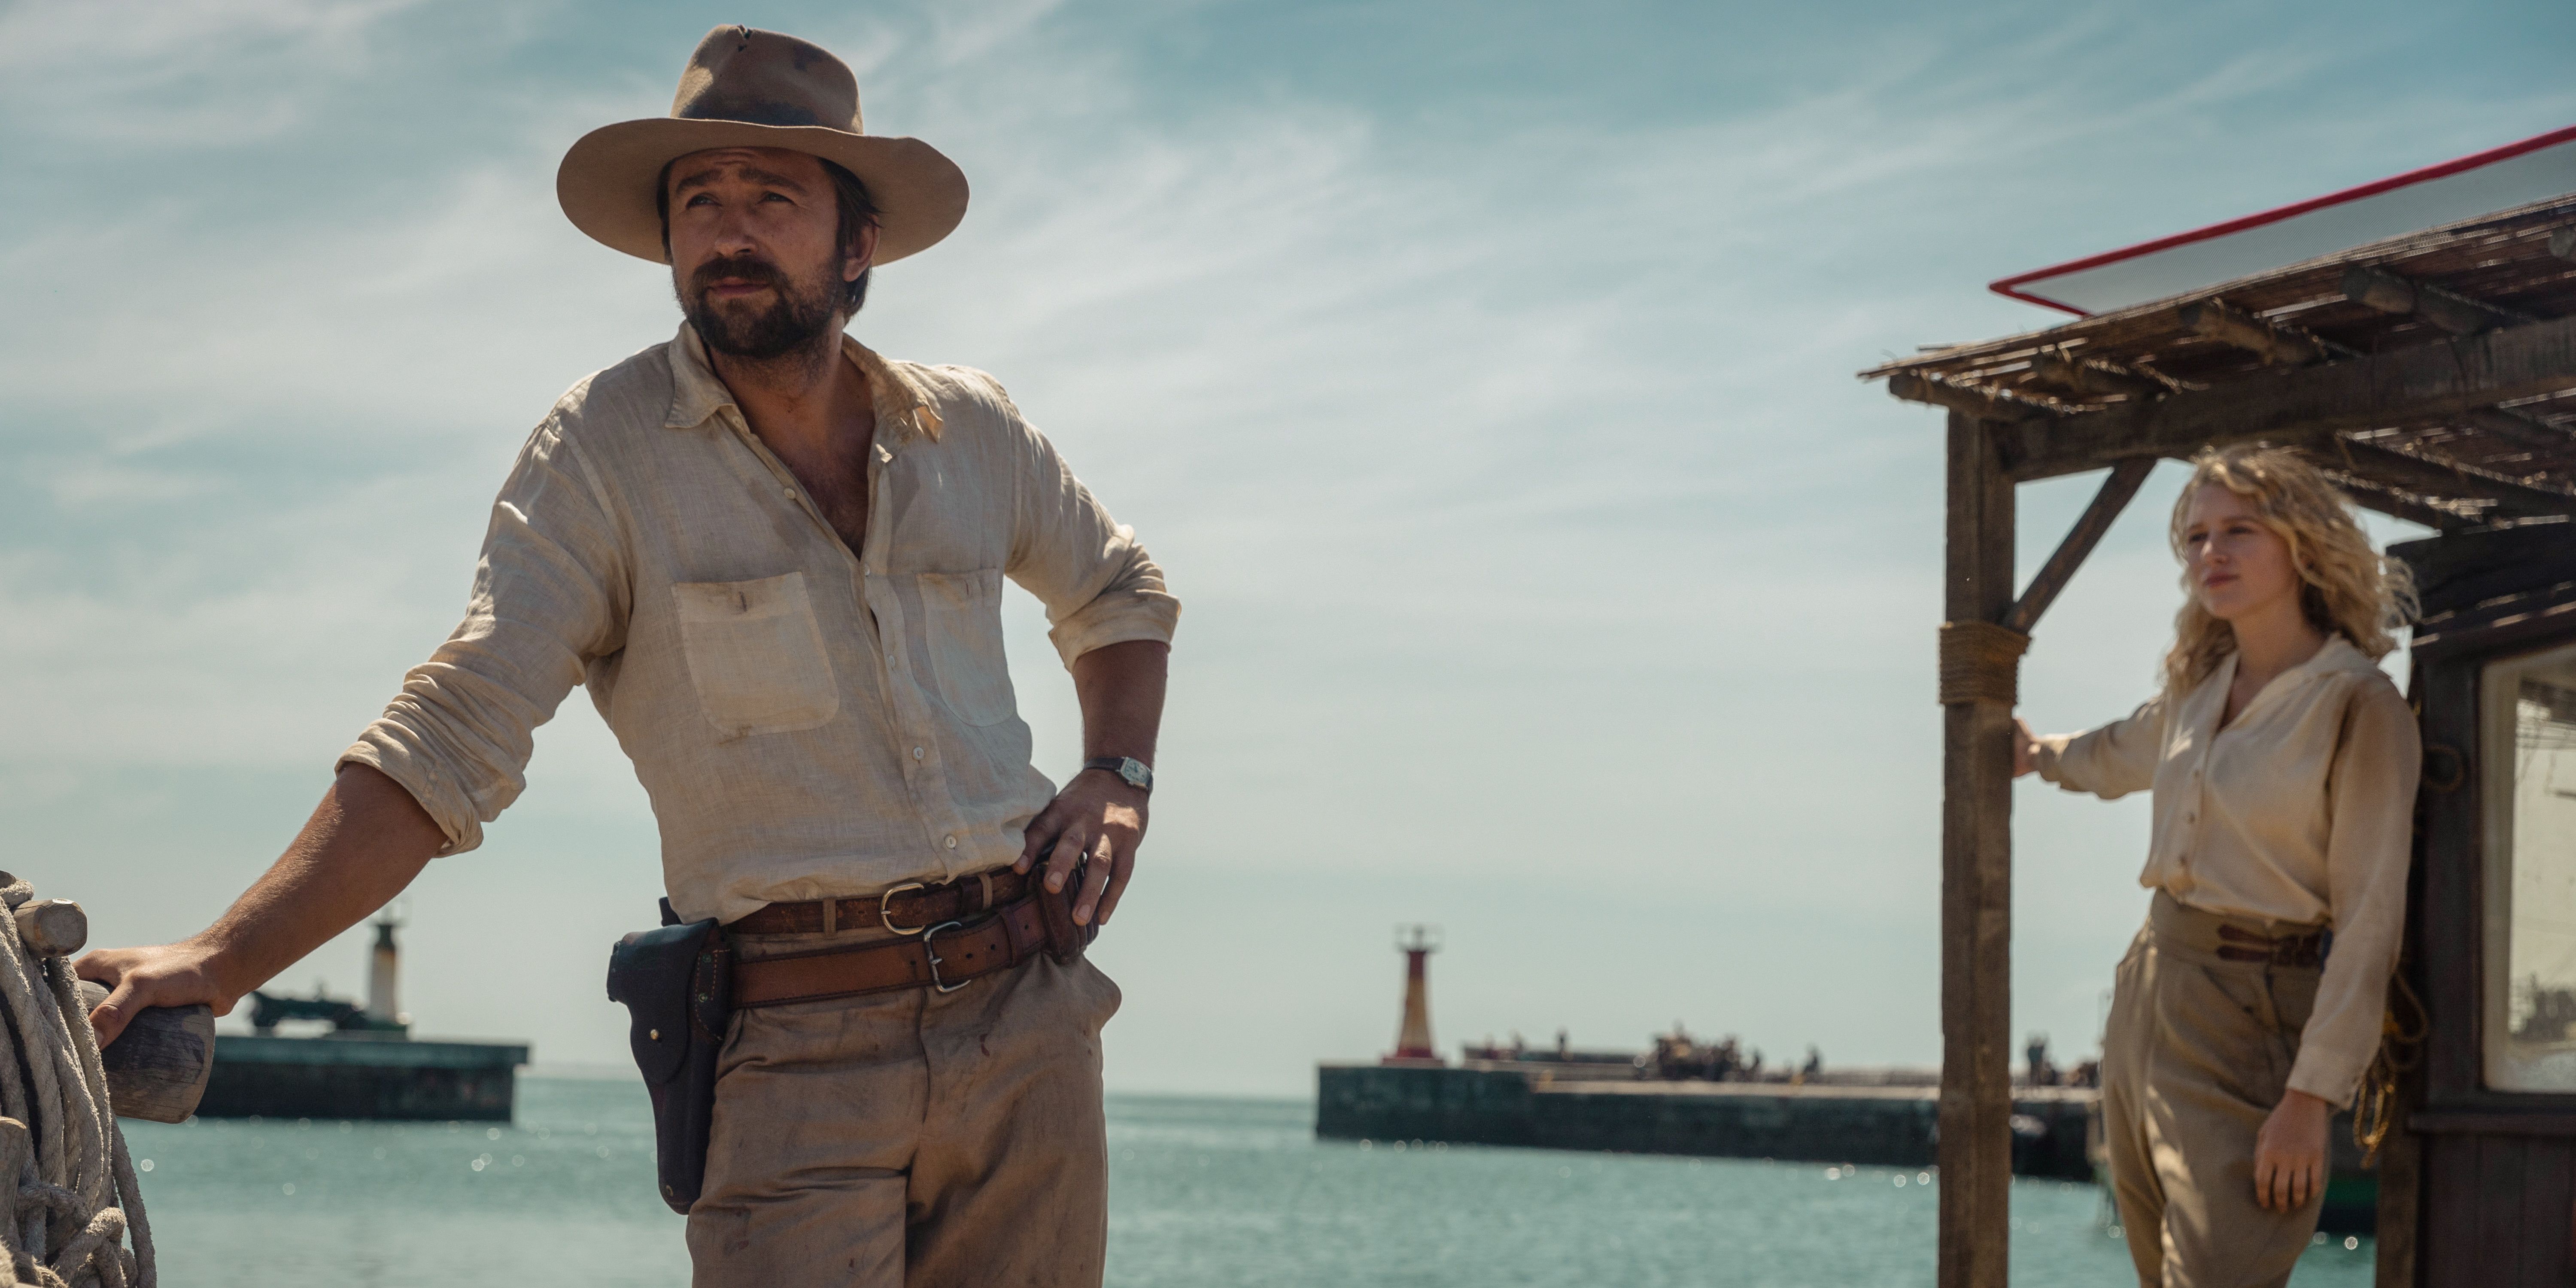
[339, 418, 628, 855]
[2288, 679, 2421, 1106]
[987, 387, 1180, 667]
[2034, 695, 2166, 800]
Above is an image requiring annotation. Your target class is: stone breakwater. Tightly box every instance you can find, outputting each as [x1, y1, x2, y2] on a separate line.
[1315, 1062, 2097, 1181]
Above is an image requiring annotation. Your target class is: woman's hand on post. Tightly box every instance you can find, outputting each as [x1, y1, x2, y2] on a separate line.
[2252, 1089, 2330, 1212]
[2012, 718, 2040, 778]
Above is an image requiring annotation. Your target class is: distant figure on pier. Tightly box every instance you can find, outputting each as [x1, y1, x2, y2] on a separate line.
[2015, 447, 2417, 1285]
[2025, 1033, 2059, 1087]
[1802, 1045, 1823, 1079]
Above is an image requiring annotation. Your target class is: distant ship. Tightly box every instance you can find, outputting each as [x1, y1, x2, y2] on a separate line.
[195, 911, 530, 1122]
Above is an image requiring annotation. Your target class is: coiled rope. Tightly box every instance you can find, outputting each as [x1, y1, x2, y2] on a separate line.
[0, 876, 150, 1288]
[2353, 971, 2429, 1168]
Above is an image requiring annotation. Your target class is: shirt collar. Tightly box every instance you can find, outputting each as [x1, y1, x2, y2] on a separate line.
[2193, 634, 2380, 727]
[663, 323, 944, 443]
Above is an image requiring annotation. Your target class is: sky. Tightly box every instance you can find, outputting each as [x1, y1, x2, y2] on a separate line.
[7, 0, 2573, 1097]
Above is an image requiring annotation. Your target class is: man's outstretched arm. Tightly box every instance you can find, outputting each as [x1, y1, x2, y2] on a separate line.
[74, 763, 447, 1048]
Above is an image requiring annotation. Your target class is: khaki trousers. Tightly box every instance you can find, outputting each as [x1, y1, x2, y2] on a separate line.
[684, 917, 1122, 1288]
[2102, 892, 2326, 1288]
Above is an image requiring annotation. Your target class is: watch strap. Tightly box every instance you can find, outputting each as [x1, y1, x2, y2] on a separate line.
[1081, 756, 1153, 791]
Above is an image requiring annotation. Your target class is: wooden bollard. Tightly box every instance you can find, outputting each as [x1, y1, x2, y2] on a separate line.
[72, 981, 215, 1124]
[14, 900, 87, 958]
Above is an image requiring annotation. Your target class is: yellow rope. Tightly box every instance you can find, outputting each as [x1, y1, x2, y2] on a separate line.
[2352, 971, 2428, 1168]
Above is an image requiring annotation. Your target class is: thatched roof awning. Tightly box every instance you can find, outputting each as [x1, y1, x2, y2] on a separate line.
[1863, 196, 2576, 529]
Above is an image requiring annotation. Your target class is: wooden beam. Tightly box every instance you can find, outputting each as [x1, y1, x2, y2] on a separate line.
[2460, 406, 2576, 453]
[2026, 351, 2168, 401]
[2331, 439, 2576, 518]
[2318, 470, 2482, 531]
[2341, 264, 2532, 336]
[2003, 457, 2155, 635]
[1889, 372, 2059, 422]
[2178, 298, 2337, 365]
[1997, 313, 2576, 480]
[1938, 410, 2014, 1288]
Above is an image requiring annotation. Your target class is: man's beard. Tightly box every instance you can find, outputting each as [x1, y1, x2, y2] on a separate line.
[677, 254, 841, 361]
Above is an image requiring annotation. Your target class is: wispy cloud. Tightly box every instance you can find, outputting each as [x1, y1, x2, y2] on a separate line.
[0, 0, 431, 145]
[9, 0, 2566, 1088]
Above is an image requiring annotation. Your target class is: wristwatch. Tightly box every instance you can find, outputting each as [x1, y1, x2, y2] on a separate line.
[1082, 756, 1153, 793]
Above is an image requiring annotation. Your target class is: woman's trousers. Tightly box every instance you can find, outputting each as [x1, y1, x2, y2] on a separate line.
[2102, 891, 2328, 1288]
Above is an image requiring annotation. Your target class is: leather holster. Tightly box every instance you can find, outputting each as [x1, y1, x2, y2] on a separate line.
[605, 899, 732, 1214]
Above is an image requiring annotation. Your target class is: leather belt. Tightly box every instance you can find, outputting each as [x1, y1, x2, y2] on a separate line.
[2215, 923, 2327, 967]
[729, 869, 1031, 936]
[732, 897, 1055, 1008]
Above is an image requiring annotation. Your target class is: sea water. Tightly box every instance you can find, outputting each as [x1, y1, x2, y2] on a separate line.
[119, 1076, 2376, 1286]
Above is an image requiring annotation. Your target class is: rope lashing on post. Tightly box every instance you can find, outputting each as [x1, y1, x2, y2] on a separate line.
[1937, 620, 2031, 706]
[0, 875, 152, 1288]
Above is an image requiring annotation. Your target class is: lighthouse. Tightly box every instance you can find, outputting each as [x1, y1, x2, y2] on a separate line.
[1383, 924, 1443, 1066]
[364, 907, 409, 1030]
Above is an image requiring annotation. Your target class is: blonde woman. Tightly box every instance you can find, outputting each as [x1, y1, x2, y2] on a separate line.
[2014, 446, 2417, 1286]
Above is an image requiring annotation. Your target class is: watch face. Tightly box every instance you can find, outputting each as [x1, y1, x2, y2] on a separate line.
[1118, 759, 1152, 789]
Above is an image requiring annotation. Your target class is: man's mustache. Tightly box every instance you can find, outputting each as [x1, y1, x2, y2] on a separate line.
[689, 255, 787, 297]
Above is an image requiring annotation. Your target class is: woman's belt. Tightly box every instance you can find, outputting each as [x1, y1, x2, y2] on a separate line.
[2150, 891, 2327, 967]
[728, 868, 1033, 936]
[2215, 923, 2327, 967]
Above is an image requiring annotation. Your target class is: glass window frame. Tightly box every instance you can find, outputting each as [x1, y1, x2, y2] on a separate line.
[2479, 637, 2576, 1093]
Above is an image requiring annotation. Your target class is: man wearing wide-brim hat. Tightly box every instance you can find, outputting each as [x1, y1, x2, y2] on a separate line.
[78, 26, 1176, 1286]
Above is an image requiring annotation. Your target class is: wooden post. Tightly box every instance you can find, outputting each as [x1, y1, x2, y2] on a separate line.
[1939, 410, 2015, 1288]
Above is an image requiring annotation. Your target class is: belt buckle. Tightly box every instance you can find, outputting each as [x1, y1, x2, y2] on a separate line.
[878, 881, 930, 936]
[921, 920, 971, 993]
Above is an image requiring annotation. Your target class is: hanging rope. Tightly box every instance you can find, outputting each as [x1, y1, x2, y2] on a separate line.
[2352, 970, 2429, 1169]
[0, 876, 152, 1288]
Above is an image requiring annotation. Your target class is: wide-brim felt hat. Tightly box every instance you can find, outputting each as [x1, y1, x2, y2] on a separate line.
[558, 25, 968, 266]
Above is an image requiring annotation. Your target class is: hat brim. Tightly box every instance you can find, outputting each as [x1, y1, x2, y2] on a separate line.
[557, 118, 969, 267]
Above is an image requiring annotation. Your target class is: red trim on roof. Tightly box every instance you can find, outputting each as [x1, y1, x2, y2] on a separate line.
[1988, 123, 2576, 317]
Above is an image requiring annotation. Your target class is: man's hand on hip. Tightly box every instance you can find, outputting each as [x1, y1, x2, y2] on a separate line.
[1015, 770, 1147, 927]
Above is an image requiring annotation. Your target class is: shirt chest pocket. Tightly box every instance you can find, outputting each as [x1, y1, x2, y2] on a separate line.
[671, 573, 840, 738]
[903, 568, 1017, 727]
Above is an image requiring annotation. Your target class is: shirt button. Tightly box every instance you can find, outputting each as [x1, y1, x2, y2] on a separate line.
[944, 835, 958, 850]
[912, 747, 925, 760]
[784, 486, 796, 498]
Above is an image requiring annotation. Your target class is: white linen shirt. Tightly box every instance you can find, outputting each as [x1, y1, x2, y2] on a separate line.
[342, 325, 1179, 924]
[2033, 636, 2418, 1106]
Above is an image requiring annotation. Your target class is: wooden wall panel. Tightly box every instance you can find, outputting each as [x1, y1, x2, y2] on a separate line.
[2475, 1134, 2525, 1284]
[2514, 1138, 2573, 1285]
[2423, 1136, 2482, 1286]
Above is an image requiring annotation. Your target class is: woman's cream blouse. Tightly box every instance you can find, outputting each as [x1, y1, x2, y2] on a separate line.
[2033, 635, 2418, 1107]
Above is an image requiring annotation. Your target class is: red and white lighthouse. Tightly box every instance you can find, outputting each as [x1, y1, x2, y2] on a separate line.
[1383, 924, 1443, 1066]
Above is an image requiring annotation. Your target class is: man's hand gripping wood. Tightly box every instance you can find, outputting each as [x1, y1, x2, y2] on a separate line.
[74, 763, 447, 1049]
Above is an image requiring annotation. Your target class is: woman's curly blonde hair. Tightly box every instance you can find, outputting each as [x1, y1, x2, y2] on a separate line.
[2163, 445, 2417, 693]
